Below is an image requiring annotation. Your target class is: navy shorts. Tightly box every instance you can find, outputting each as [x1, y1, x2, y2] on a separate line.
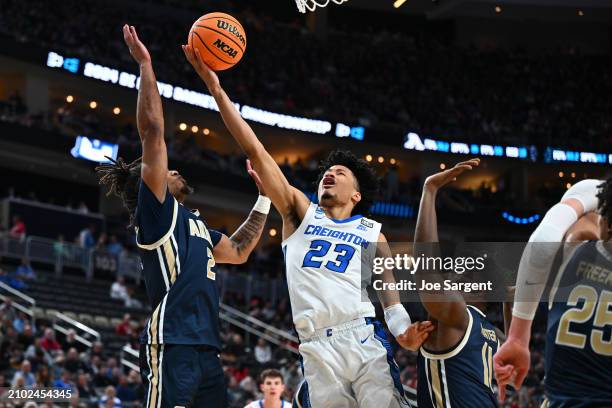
[140, 343, 227, 408]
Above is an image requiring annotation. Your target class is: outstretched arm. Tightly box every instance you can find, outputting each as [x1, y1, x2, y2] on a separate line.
[376, 233, 434, 351]
[182, 46, 309, 236]
[213, 161, 269, 264]
[413, 159, 480, 329]
[123, 25, 167, 202]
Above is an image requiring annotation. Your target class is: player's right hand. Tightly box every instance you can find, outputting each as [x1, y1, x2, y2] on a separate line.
[493, 338, 530, 402]
[424, 158, 480, 192]
[122, 25, 151, 65]
[396, 321, 435, 351]
[182, 44, 220, 93]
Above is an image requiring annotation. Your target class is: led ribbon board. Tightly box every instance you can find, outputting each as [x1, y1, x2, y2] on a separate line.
[403, 132, 535, 161]
[46, 51, 332, 135]
[544, 147, 612, 165]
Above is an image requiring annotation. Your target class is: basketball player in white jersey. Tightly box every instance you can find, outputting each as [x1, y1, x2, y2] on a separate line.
[183, 45, 433, 407]
[244, 369, 292, 408]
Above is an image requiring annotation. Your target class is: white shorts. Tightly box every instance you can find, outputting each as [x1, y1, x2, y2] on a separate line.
[295, 318, 410, 408]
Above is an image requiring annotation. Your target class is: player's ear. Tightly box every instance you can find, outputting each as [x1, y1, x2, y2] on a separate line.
[352, 191, 362, 206]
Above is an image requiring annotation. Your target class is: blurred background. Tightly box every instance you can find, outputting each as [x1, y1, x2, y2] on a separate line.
[0, 0, 611, 406]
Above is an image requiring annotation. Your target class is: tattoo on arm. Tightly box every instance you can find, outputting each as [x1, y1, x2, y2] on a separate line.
[229, 210, 267, 257]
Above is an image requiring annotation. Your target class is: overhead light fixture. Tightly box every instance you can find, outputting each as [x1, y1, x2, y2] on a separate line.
[393, 0, 407, 8]
[495, 5, 502, 13]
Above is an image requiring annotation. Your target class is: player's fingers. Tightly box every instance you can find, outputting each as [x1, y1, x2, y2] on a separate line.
[182, 45, 193, 64]
[130, 25, 139, 42]
[498, 384, 506, 402]
[514, 369, 528, 389]
[246, 159, 253, 172]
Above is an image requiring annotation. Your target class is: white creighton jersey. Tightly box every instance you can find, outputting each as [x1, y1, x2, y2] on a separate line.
[282, 203, 380, 338]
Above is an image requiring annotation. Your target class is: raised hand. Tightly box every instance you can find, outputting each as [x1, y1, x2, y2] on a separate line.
[122, 25, 151, 65]
[493, 338, 530, 402]
[424, 158, 480, 192]
[246, 159, 266, 196]
[182, 44, 220, 92]
[396, 321, 435, 351]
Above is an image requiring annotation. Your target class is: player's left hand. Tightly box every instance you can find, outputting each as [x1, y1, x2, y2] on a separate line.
[247, 159, 266, 196]
[424, 158, 480, 192]
[396, 321, 435, 351]
[122, 25, 151, 65]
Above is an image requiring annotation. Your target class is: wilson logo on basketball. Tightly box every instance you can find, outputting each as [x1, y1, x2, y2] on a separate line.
[213, 39, 238, 58]
[217, 21, 246, 46]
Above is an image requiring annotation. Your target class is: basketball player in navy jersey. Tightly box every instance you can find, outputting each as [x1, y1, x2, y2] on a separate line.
[495, 177, 612, 407]
[413, 158, 504, 408]
[96, 26, 269, 408]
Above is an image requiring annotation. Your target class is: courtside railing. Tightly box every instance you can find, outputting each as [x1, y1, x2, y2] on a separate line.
[219, 303, 299, 355]
[0, 280, 36, 324]
[52, 311, 101, 349]
[0, 235, 142, 283]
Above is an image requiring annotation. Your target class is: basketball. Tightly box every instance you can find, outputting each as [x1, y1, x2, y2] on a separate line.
[188, 12, 246, 71]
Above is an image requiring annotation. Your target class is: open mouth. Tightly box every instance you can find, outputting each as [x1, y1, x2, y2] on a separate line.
[322, 176, 335, 188]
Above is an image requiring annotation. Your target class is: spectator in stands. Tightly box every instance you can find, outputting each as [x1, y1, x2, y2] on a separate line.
[60, 329, 84, 353]
[89, 341, 106, 360]
[9, 215, 26, 241]
[35, 364, 52, 387]
[106, 235, 123, 255]
[77, 372, 98, 402]
[53, 234, 70, 260]
[24, 338, 53, 370]
[254, 338, 272, 365]
[96, 233, 108, 250]
[53, 369, 74, 391]
[15, 257, 36, 280]
[223, 333, 246, 363]
[115, 375, 137, 404]
[64, 347, 87, 374]
[109, 276, 128, 302]
[77, 201, 90, 214]
[79, 225, 96, 249]
[123, 287, 142, 309]
[115, 314, 133, 337]
[12, 311, 27, 333]
[0, 268, 27, 290]
[40, 328, 61, 353]
[99, 385, 121, 408]
[17, 323, 35, 348]
[11, 360, 35, 388]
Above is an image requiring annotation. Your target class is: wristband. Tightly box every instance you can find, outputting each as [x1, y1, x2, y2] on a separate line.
[253, 195, 271, 215]
[384, 304, 412, 338]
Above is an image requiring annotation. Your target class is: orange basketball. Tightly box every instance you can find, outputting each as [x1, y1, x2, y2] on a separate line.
[188, 12, 246, 71]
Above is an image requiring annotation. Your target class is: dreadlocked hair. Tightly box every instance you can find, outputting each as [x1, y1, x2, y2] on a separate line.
[597, 177, 612, 230]
[95, 156, 142, 228]
[316, 150, 380, 216]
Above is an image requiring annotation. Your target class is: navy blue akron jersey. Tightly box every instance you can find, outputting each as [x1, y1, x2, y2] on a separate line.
[135, 181, 222, 349]
[544, 241, 612, 407]
[417, 306, 499, 408]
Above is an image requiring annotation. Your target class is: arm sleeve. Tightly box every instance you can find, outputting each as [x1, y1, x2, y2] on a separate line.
[135, 180, 177, 249]
[512, 203, 578, 320]
[209, 229, 222, 247]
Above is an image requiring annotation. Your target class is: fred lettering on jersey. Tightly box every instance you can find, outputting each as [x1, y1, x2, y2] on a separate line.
[417, 306, 499, 408]
[545, 241, 612, 407]
[135, 181, 222, 349]
[282, 203, 380, 338]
